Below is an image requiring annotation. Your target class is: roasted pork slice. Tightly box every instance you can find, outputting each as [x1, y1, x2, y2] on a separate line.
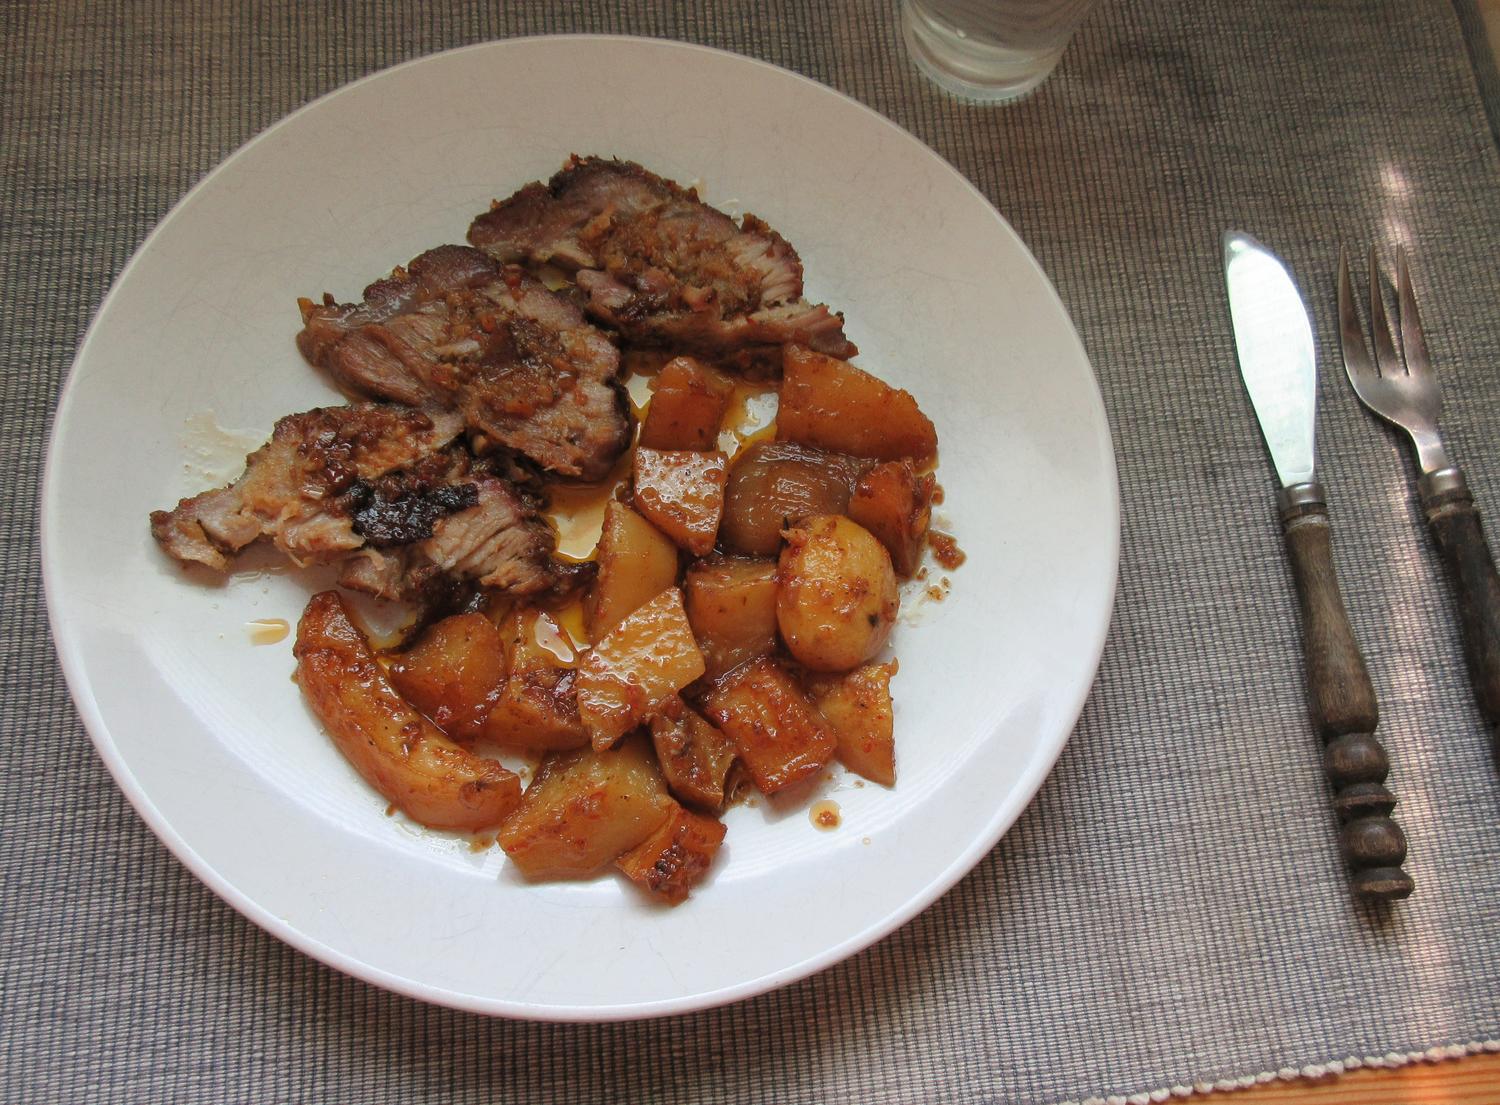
[336, 477, 557, 601]
[467, 156, 856, 367]
[151, 403, 464, 570]
[150, 403, 558, 599]
[296, 245, 630, 481]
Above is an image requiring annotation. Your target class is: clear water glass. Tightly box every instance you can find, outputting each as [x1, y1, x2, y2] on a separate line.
[901, 0, 1096, 103]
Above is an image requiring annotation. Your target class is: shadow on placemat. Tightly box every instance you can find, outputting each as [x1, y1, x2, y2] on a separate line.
[1452, 0, 1500, 144]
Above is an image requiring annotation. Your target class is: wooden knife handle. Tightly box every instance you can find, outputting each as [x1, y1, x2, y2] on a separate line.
[1420, 468, 1500, 747]
[1279, 483, 1414, 900]
[1280, 485, 1378, 735]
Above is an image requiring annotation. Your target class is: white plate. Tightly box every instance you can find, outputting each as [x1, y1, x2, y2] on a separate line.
[42, 36, 1118, 1020]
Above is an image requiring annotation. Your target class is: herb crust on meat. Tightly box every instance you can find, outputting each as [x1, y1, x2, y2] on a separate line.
[150, 402, 559, 600]
[468, 156, 856, 371]
[297, 245, 631, 482]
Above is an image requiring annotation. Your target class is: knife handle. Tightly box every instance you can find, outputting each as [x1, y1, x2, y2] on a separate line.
[1279, 484, 1378, 735]
[1279, 483, 1414, 900]
[1420, 468, 1500, 746]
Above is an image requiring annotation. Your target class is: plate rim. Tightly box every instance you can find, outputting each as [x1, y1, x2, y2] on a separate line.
[40, 33, 1120, 1021]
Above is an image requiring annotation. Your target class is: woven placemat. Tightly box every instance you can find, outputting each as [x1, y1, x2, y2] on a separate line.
[5, 2, 1499, 1103]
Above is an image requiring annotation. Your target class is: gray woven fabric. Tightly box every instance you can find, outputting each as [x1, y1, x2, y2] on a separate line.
[1454, 0, 1500, 142]
[5, 2, 1500, 1102]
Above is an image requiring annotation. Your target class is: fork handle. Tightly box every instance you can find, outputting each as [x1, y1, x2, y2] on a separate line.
[1280, 483, 1414, 900]
[1421, 468, 1500, 740]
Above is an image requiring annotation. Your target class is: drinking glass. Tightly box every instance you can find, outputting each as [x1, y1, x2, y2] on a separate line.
[901, 0, 1096, 103]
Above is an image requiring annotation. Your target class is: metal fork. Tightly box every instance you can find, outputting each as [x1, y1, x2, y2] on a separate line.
[1337, 247, 1500, 751]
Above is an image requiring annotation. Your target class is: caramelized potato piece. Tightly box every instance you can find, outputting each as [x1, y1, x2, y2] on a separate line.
[639, 356, 735, 450]
[616, 801, 727, 904]
[388, 613, 506, 741]
[847, 460, 935, 578]
[684, 555, 779, 678]
[778, 344, 937, 462]
[649, 696, 739, 809]
[584, 501, 679, 639]
[498, 734, 672, 880]
[720, 440, 868, 556]
[633, 448, 729, 557]
[702, 657, 836, 794]
[807, 662, 897, 786]
[482, 609, 588, 752]
[577, 588, 706, 749]
[294, 592, 520, 831]
[778, 515, 899, 672]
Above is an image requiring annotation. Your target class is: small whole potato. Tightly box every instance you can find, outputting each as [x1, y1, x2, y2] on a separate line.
[777, 515, 899, 672]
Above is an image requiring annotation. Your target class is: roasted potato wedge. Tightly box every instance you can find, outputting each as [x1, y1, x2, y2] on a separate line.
[702, 657, 836, 793]
[777, 514, 899, 672]
[482, 609, 589, 752]
[778, 344, 937, 462]
[847, 460, 935, 578]
[294, 591, 520, 832]
[649, 696, 739, 810]
[633, 448, 729, 556]
[639, 356, 735, 450]
[616, 801, 727, 904]
[497, 734, 672, 880]
[684, 555, 780, 678]
[720, 440, 868, 556]
[806, 661, 897, 786]
[584, 500, 680, 639]
[577, 587, 706, 749]
[388, 612, 507, 742]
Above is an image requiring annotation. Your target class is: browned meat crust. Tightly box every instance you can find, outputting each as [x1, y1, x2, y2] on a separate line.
[467, 157, 856, 368]
[296, 245, 630, 482]
[150, 403, 464, 570]
[150, 403, 558, 599]
[336, 477, 556, 601]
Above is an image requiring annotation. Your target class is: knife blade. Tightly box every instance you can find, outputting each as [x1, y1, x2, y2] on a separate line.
[1222, 230, 1413, 900]
[1224, 232, 1317, 487]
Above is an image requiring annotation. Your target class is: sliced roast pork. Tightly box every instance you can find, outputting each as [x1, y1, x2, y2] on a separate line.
[150, 403, 558, 599]
[336, 477, 557, 601]
[296, 245, 630, 482]
[467, 157, 856, 368]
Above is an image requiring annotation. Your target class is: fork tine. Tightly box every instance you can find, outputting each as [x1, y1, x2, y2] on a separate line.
[1395, 246, 1433, 375]
[1337, 246, 1378, 384]
[1367, 248, 1406, 378]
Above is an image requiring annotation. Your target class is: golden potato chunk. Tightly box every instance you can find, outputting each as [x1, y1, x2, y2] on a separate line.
[847, 460, 935, 578]
[639, 356, 735, 450]
[702, 657, 836, 794]
[649, 696, 739, 810]
[807, 662, 897, 786]
[684, 555, 779, 678]
[388, 613, 506, 742]
[720, 440, 868, 556]
[584, 501, 680, 639]
[778, 515, 899, 672]
[616, 801, 727, 904]
[497, 734, 672, 880]
[632, 448, 729, 557]
[778, 344, 937, 462]
[294, 591, 520, 832]
[482, 609, 589, 752]
[577, 588, 706, 750]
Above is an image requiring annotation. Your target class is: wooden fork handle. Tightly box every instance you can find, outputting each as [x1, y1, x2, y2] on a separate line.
[1280, 484, 1414, 900]
[1421, 468, 1500, 741]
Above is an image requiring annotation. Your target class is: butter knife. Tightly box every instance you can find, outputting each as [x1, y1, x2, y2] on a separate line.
[1223, 231, 1414, 900]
